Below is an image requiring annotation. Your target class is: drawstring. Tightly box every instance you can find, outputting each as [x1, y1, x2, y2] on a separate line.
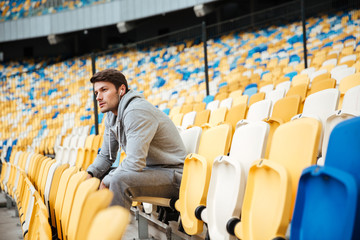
[108, 127, 113, 161]
[108, 122, 122, 161]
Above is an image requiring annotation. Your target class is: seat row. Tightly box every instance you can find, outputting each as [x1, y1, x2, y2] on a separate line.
[142, 114, 360, 239]
[0, 151, 129, 240]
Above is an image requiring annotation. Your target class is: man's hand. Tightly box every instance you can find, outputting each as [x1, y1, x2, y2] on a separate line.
[99, 181, 108, 190]
[86, 173, 92, 180]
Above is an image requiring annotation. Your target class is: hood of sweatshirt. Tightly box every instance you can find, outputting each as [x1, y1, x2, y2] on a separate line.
[117, 89, 143, 122]
[106, 90, 143, 161]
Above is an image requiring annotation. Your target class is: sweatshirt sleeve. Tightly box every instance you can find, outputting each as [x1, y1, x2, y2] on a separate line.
[87, 118, 119, 179]
[109, 109, 158, 176]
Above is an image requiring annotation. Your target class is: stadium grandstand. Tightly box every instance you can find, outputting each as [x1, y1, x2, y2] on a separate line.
[1, 0, 360, 239]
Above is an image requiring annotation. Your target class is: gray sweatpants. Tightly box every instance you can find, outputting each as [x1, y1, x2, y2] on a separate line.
[106, 167, 183, 209]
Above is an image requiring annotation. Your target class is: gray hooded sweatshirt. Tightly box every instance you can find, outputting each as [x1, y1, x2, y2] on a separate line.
[87, 90, 187, 182]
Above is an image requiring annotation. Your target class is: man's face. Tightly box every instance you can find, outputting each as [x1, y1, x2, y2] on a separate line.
[94, 81, 121, 115]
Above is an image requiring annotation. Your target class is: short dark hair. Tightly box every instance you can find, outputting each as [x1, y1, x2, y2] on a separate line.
[90, 69, 128, 92]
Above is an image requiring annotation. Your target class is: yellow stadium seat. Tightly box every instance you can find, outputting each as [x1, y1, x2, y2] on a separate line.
[86, 206, 130, 240]
[193, 102, 206, 112]
[71, 189, 113, 240]
[225, 103, 247, 134]
[269, 118, 321, 217]
[39, 159, 56, 198]
[48, 163, 70, 227]
[264, 95, 301, 158]
[203, 107, 228, 129]
[171, 113, 184, 127]
[291, 74, 309, 86]
[232, 159, 291, 240]
[59, 171, 87, 240]
[307, 78, 336, 96]
[214, 92, 228, 101]
[248, 92, 265, 106]
[180, 104, 193, 114]
[175, 124, 232, 235]
[76, 134, 95, 170]
[194, 109, 210, 127]
[54, 166, 77, 231]
[232, 95, 248, 106]
[286, 83, 308, 112]
[67, 178, 100, 240]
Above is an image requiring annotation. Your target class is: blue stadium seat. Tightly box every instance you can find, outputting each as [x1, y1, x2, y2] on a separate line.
[291, 165, 358, 240]
[291, 117, 360, 240]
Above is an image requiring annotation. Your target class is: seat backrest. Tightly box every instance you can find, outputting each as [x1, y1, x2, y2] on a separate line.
[169, 105, 182, 118]
[171, 113, 184, 126]
[175, 124, 232, 235]
[271, 95, 301, 123]
[39, 159, 56, 198]
[219, 97, 233, 109]
[194, 109, 210, 127]
[321, 86, 360, 160]
[248, 92, 265, 107]
[181, 111, 197, 129]
[180, 104, 193, 114]
[232, 95, 248, 106]
[46, 163, 68, 226]
[237, 159, 291, 240]
[180, 126, 202, 154]
[322, 58, 337, 66]
[225, 104, 247, 134]
[259, 84, 274, 94]
[206, 100, 220, 111]
[59, 171, 87, 240]
[266, 88, 286, 114]
[229, 89, 243, 99]
[325, 117, 360, 179]
[198, 124, 232, 162]
[275, 80, 291, 94]
[206, 156, 244, 240]
[76, 189, 113, 240]
[323, 117, 360, 238]
[67, 178, 100, 240]
[62, 135, 72, 147]
[69, 135, 80, 147]
[338, 73, 360, 95]
[86, 206, 130, 240]
[342, 85, 360, 115]
[76, 135, 87, 148]
[214, 92, 228, 101]
[54, 166, 77, 229]
[286, 83, 308, 102]
[290, 165, 358, 240]
[302, 88, 339, 127]
[230, 121, 269, 178]
[332, 67, 356, 84]
[309, 69, 329, 82]
[339, 54, 356, 64]
[246, 99, 272, 122]
[193, 102, 206, 112]
[208, 107, 228, 126]
[269, 118, 321, 217]
[307, 78, 336, 96]
[291, 74, 309, 87]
